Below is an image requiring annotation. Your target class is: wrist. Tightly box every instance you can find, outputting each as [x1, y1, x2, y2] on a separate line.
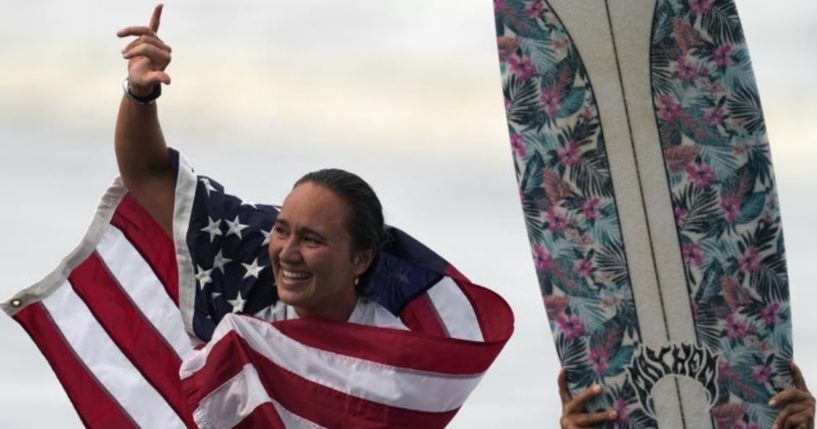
[123, 78, 161, 105]
[129, 83, 154, 97]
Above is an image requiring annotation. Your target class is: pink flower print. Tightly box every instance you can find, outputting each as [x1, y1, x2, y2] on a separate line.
[721, 195, 740, 224]
[573, 258, 594, 278]
[686, 163, 716, 188]
[658, 93, 683, 121]
[504, 95, 513, 112]
[718, 360, 731, 381]
[556, 314, 584, 341]
[510, 133, 526, 158]
[675, 206, 689, 228]
[690, 0, 713, 16]
[613, 399, 630, 425]
[523, 1, 544, 19]
[582, 197, 601, 220]
[725, 313, 747, 340]
[761, 302, 780, 327]
[737, 247, 760, 274]
[497, 36, 519, 63]
[682, 243, 703, 267]
[704, 105, 726, 126]
[675, 56, 698, 81]
[494, 0, 506, 13]
[546, 208, 569, 232]
[733, 422, 760, 429]
[558, 140, 581, 167]
[714, 44, 732, 68]
[751, 365, 772, 383]
[540, 87, 560, 117]
[532, 244, 553, 271]
[508, 54, 536, 81]
[589, 347, 609, 375]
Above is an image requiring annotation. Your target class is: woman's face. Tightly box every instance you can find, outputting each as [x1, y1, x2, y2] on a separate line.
[268, 182, 372, 321]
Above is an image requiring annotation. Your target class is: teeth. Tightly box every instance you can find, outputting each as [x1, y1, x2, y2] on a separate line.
[282, 270, 311, 280]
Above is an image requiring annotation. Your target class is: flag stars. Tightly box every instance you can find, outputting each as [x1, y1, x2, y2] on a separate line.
[394, 271, 410, 284]
[260, 229, 271, 247]
[228, 290, 247, 314]
[212, 249, 232, 273]
[201, 217, 222, 243]
[195, 265, 213, 290]
[210, 291, 222, 302]
[199, 177, 218, 196]
[225, 215, 249, 239]
[242, 258, 266, 279]
[240, 199, 258, 209]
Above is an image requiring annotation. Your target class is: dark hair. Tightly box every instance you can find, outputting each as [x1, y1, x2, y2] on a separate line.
[294, 169, 386, 297]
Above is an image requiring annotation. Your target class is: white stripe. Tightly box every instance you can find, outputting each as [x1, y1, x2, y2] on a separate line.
[96, 225, 192, 359]
[182, 314, 483, 412]
[194, 364, 326, 429]
[172, 151, 199, 336]
[426, 277, 484, 342]
[42, 282, 186, 429]
[271, 398, 326, 429]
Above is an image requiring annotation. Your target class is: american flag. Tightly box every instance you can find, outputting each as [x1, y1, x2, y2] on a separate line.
[2, 151, 514, 428]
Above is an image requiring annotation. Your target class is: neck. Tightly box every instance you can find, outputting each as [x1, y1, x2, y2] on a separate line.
[293, 290, 358, 322]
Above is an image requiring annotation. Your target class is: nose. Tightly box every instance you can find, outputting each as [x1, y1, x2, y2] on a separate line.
[276, 235, 302, 264]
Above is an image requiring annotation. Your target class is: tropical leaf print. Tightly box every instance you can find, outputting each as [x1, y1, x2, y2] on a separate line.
[496, 0, 643, 421]
[650, 0, 791, 422]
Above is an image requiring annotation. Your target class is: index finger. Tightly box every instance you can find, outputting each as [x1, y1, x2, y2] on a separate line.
[149, 4, 163, 33]
[564, 384, 603, 415]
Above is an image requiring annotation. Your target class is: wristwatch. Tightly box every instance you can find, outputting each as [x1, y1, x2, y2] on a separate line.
[122, 78, 161, 105]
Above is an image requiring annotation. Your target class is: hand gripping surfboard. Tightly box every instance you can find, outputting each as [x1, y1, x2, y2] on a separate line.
[493, 1, 793, 427]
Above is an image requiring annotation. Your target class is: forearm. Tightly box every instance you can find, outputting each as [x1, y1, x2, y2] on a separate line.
[114, 93, 174, 187]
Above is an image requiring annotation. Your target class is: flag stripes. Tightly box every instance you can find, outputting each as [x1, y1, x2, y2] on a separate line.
[182, 323, 460, 428]
[5, 184, 195, 428]
[15, 302, 140, 429]
[43, 282, 188, 429]
[5, 169, 514, 428]
[426, 277, 484, 341]
[95, 225, 189, 357]
[110, 194, 180, 305]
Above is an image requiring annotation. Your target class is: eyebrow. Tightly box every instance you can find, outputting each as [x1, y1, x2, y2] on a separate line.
[274, 219, 327, 240]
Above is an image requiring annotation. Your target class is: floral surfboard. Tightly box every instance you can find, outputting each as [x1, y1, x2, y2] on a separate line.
[494, 1, 793, 427]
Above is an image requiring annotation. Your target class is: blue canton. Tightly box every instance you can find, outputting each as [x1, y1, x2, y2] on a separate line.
[186, 175, 279, 341]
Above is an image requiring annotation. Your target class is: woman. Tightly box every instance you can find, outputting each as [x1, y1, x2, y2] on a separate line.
[558, 364, 815, 428]
[115, 5, 512, 428]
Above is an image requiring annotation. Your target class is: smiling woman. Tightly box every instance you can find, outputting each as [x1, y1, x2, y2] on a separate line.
[0, 4, 513, 428]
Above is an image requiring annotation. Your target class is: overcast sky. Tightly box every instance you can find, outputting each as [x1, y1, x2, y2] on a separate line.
[0, 1, 814, 427]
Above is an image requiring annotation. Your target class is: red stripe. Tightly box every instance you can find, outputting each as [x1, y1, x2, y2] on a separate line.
[69, 254, 195, 428]
[183, 332, 457, 429]
[275, 318, 505, 375]
[110, 194, 179, 305]
[456, 280, 515, 343]
[400, 292, 448, 337]
[234, 403, 285, 429]
[14, 302, 138, 429]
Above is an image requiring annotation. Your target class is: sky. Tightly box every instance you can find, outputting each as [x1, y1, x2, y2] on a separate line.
[0, 1, 815, 427]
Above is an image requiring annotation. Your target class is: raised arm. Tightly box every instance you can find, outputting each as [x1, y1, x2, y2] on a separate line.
[115, 4, 175, 235]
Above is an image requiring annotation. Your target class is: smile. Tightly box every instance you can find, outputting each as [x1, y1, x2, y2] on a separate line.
[281, 269, 312, 283]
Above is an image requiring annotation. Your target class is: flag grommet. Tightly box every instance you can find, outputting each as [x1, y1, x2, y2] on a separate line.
[10, 299, 21, 308]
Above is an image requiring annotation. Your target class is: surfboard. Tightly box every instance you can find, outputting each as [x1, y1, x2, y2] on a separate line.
[494, 1, 792, 427]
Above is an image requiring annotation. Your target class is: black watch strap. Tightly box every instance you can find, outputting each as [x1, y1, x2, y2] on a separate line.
[122, 78, 161, 105]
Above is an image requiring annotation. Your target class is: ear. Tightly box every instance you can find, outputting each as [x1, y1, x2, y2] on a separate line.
[352, 249, 375, 276]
